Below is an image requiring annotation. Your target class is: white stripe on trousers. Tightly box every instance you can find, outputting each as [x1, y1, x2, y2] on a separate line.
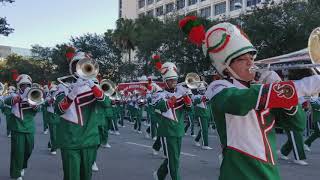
[290, 131, 300, 160]
[199, 117, 204, 146]
[163, 137, 172, 178]
[317, 122, 320, 131]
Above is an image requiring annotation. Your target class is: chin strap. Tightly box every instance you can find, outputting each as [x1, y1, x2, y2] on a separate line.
[225, 65, 246, 82]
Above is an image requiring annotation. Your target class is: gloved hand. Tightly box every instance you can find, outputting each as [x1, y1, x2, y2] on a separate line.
[201, 96, 207, 103]
[86, 79, 95, 88]
[12, 95, 21, 104]
[257, 70, 282, 84]
[68, 85, 81, 100]
[75, 78, 87, 87]
[167, 96, 177, 108]
[183, 95, 192, 106]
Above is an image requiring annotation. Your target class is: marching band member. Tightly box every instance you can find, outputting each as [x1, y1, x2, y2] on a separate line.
[110, 94, 120, 135]
[193, 83, 213, 150]
[152, 62, 192, 180]
[304, 97, 320, 151]
[179, 16, 320, 180]
[3, 86, 17, 138]
[4, 74, 39, 180]
[54, 49, 110, 180]
[42, 85, 50, 135]
[45, 84, 60, 155]
[276, 103, 308, 165]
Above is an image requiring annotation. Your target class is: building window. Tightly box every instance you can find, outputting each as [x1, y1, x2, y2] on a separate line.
[147, 0, 154, 5]
[176, 0, 185, 10]
[166, 3, 175, 13]
[138, 0, 145, 9]
[156, 6, 164, 16]
[147, 9, 154, 16]
[247, 0, 261, 6]
[188, 0, 197, 6]
[214, 2, 226, 15]
[200, 6, 211, 18]
[230, 0, 242, 11]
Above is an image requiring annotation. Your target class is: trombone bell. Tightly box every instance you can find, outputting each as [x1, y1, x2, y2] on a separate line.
[100, 79, 116, 97]
[27, 88, 44, 106]
[76, 58, 99, 80]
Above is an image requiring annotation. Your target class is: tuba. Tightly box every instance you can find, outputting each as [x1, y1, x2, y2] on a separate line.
[100, 79, 116, 97]
[27, 88, 45, 106]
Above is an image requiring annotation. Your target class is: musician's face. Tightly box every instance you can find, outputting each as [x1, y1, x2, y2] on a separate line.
[229, 53, 256, 82]
[166, 78, 177, 89]
[19, 83, 31, 92]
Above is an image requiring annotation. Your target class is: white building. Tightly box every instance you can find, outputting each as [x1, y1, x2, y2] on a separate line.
[119, 0, 281, 20]
[0, 45, 31, 60]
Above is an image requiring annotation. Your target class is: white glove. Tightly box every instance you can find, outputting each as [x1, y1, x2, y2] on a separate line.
[21, 87, 31, 100]
[86, 79, 95, 88]
[257, 70, 282, 84]
[294, 75, 320, 97]
[68, 85, 81, 100]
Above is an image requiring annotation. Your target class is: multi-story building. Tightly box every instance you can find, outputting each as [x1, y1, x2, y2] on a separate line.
[119, 0, 281, 20]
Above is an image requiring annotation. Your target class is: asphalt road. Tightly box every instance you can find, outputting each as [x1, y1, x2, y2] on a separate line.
[0, 113, 319, 180]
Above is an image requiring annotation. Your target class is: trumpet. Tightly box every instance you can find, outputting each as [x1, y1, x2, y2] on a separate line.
[251, 27, 320, 72]
[100, 79, 116, 97]
[27, 88, 45, 106]
[184, 73, 208, 89]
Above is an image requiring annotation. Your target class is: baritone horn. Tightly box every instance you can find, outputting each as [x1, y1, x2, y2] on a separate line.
[100, 79, 116, 97]
[76, 58, 99, 80]
[251, 26, 320, 72]
[27, 88, 44, 106]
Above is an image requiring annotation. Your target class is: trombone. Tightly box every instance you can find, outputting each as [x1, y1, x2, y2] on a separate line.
[57, 57, 99, 87]
[250, 27, 320, 72]
[100, 79, 116, 97]
[27, 87, 45, 106]
[184, 73, 208, 89]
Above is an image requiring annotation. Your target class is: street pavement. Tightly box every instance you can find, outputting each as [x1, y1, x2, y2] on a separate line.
[0, 113, 319, 180]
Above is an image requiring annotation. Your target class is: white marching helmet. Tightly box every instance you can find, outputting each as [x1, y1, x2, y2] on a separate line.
[160, 62, 178, 80]
[16, 74, 32, 88]
[203, 22, 257, 76]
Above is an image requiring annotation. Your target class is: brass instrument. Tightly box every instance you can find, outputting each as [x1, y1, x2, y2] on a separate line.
[251, 27, 320, 72]
[100, 79, 116, 97]
[76, 58, 99, 80]
[184, 73, 208, 89]
[27, 88, 45, 105]
[57, 57, 99, 88]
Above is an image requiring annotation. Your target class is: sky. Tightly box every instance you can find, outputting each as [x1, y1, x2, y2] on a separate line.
[0, 0, 118, 49]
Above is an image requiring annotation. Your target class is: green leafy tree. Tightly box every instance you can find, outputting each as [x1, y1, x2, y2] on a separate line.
[0, 0, 14, 36]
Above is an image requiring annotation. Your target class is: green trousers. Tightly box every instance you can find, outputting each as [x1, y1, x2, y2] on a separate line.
[100, 117, 111, 145]
[48, 123, 58, 151]
[10, 132, 34, 178]
[305, 122, 320, 147]
[61, 146, 97, 180]
[156, 137, 182, 180]
[134, 109, 142, 131]
[281, 130, 306, 160]
[195, 116, 209, 146]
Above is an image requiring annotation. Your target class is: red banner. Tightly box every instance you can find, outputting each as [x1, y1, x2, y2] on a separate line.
[117, 81, 165, 96]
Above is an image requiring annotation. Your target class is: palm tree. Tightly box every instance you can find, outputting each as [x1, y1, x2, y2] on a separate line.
[112, 18, 136, 64]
